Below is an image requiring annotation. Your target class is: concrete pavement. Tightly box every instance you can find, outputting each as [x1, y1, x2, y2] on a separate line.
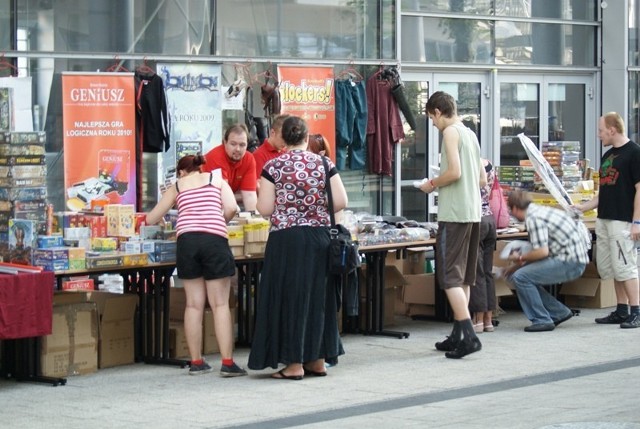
[2, 306, 639, 429]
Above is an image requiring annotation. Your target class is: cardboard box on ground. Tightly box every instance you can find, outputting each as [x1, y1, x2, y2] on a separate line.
[560, 242, 617, 308]
[385, 248, 437, 318]
[168, 284, 238, 359]
[49, 291, 137, 369]
[41, 301, 98, 378]
[358, 264, 407, 328]
[41, 290, 138, 377]
[382, 246, 513, 319]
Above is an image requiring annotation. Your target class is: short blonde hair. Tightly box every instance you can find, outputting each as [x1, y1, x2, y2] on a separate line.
[602, 112, 626, 135]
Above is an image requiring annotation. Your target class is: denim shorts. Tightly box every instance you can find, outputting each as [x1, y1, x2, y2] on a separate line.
[176, 232, 236, 280]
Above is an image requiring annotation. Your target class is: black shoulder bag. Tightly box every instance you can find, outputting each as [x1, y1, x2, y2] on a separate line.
[322, 157, 360, 275]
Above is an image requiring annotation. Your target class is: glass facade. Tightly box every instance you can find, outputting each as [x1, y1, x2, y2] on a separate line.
[401, 6, 597, 66]
[0, 0, 613, 222]
[630, 1, 640, 141]
[401, 0, 597, 20]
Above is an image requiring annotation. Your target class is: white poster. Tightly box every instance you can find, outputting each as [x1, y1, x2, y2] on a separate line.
[157, 63, 221, 190]
[0, 76, 34, 131]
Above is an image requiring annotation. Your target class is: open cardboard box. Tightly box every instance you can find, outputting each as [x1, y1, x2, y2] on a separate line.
[51, 291, 138, 368]
[359, 264, 407, 327]
[561, 278, 616, 309]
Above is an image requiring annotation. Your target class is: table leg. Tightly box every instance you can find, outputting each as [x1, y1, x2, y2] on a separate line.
[235, 260, 262, 347]
[363, 251, 409, 339]
[146, 268, 188, 367]
[2, 338, 67, 386]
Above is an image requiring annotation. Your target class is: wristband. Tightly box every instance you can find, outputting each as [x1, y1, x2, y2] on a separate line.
[633, 221, 640, 225]
[429, 179, 436, 188]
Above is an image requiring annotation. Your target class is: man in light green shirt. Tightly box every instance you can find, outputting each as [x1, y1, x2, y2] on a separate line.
[419, 91, 487, 359]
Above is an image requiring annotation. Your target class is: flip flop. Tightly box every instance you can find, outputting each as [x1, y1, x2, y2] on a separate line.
[271, 369, 303, 381]
[303, 368, 327, 377]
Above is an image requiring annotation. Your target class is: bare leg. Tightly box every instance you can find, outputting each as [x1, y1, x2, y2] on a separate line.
[183, 278, 206, 362]
[613, 280, 630, 305]
[622, 278, 640, 306]
[205, 276, 234, 360]
[446, 287, 472, 321]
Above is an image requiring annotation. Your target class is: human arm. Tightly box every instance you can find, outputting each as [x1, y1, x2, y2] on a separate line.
[256, 177, 275, 216]
[219, 180, 239, 222]
[329, 173, 348, 213]
[478, 158, 488, 188]
[508, 246, 549, 264]
[632, 182, 640, 241]
[240, 190, 257, 212]
[574, 194, 599, 212]
[146, 185, 178, 225]
[419, 127, 460, 193]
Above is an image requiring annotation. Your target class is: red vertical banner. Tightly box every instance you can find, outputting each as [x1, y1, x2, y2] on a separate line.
[62, 73, 137, 211]
[277, 65, 336, 162]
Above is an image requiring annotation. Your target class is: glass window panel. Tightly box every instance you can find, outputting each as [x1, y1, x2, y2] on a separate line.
[500, 82, 539, 166]
[402, 16, 493, 63]
[0, 0, 10, 52]
[217, 0, 387, 60]
[340, 171, 388, 216]
[12, 0, 215, 55]
[495, 22, 595, 66]
[401, 0, 493, 15]
[495, 0, 597, 20]
[548, 83, 585, 153]
[399, 81, 429, 221]
[631, 0, 640, 66]
[401, 0, 597, 19]
[629, 72, 640, 143]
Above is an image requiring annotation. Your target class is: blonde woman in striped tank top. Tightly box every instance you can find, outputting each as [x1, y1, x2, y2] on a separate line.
[146, 155, 247, 377]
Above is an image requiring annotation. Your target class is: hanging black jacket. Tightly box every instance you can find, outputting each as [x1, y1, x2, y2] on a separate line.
[135, 71, 169, 152]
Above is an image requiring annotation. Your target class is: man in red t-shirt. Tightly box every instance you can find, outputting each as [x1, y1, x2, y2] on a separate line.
[253, 114, 290, 188]
[203, 123, 257, 211]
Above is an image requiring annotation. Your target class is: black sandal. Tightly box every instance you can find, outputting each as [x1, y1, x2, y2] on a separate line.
[303, 367, 327, 377]
[271, 369, 303, 381]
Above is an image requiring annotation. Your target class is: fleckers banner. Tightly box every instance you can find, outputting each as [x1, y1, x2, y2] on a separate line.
[277, 65, 336, 162]
[62, 72, 136, 211]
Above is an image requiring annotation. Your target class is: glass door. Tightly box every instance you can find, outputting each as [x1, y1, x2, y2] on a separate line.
[496, 75, 596, 166]
[399, 73, 490, 221]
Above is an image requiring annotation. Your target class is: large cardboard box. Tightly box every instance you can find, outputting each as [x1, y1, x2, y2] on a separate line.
[407, 304, 436, 317]
[403, 273, 437, 318]
[51, 291, 138, 368]
[385, 248, 431, 274]
[40, 302, 98, 378]
[402, 274, 435, 305]
[494, 277, 514, 297]
[88, 291, 138, 368]
[560, 278, 616, 309]
[582, 261, 600, 278]
[169, 322, 189, 359]
[359, 265, 407, 328]
[169, 287, 187, 321]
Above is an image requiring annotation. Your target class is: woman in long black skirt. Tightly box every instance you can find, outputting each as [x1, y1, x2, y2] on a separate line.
[248, 116, 348, 380]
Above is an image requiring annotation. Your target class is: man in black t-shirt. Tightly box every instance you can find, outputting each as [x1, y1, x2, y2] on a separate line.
[577, 112, 640, 329]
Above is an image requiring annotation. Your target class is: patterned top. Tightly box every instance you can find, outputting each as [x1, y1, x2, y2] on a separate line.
[481, 162, 495, 217]
[175, 176, 228, 239]
[262, 150, 335, 231]
[525, 204, 589, 264]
